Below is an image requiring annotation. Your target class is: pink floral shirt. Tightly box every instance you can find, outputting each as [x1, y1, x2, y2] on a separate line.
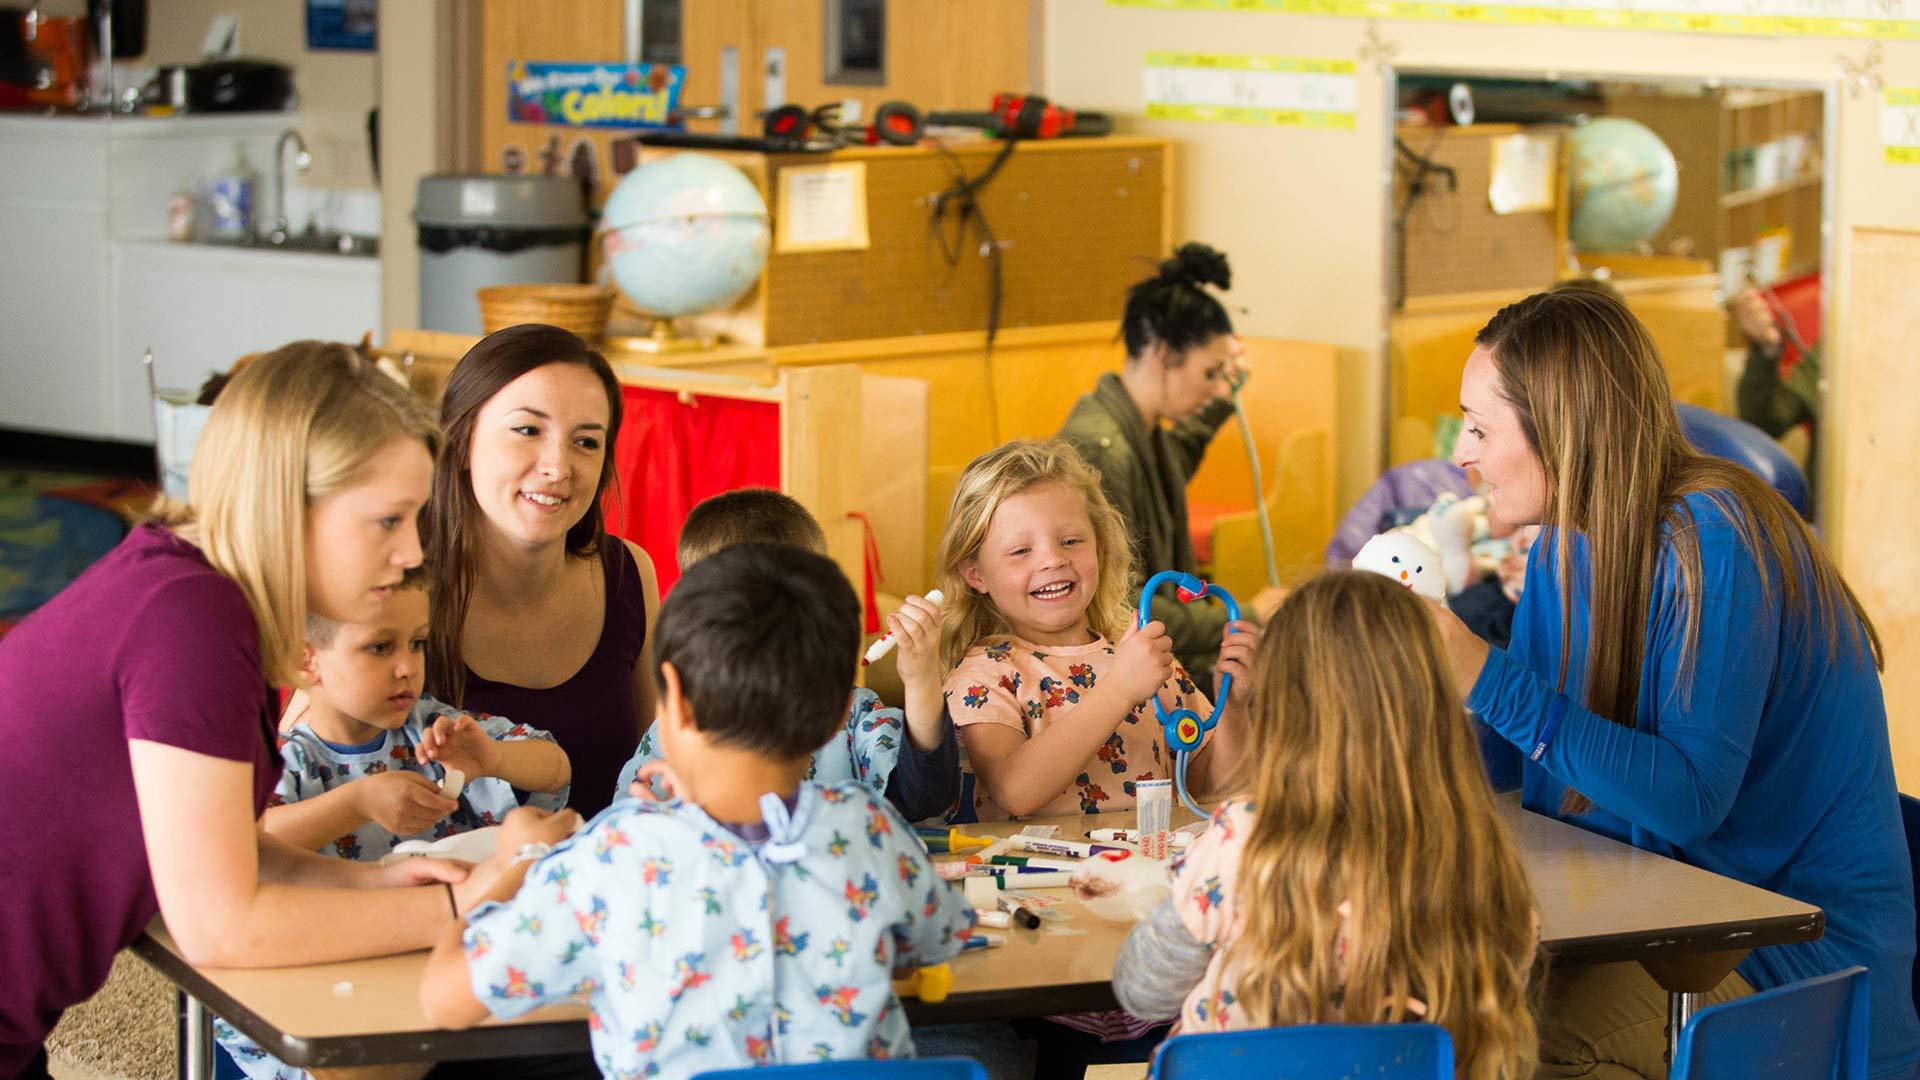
[944, 633, 1208, 820]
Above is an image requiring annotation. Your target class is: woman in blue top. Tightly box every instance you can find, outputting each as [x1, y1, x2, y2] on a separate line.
[1431, 287, 1918, 1080]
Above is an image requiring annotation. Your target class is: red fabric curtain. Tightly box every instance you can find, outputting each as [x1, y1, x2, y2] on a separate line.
[606, 386, 781, 595]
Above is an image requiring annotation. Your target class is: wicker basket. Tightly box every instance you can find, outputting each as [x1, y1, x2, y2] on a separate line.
[476, 284, 616, 341]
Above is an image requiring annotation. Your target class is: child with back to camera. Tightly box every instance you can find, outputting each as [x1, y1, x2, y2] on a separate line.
[420, 542, 975, 1076]
[1113, 571, 1540, 1080]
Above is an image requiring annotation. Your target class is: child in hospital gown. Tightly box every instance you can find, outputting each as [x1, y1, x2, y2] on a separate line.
[461, 782, 974, 1075]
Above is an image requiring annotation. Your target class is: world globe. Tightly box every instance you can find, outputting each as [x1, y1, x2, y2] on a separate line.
[599, 152, 771, 323]
[1567, 117, 1679, 252]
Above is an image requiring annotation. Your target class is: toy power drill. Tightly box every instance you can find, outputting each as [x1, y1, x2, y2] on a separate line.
[927, 94, 1114, 139]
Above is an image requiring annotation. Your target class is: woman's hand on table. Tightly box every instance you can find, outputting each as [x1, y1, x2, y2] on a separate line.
[1424, 597, 1491, 698]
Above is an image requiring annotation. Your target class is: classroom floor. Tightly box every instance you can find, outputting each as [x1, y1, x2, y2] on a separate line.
[0, 467, 155, 638]
[46, 954, 175, 1080]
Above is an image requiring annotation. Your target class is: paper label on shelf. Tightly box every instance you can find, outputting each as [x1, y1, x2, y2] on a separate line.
[1884, 88, 1920, 164]
[1488, 134, 1558, 215]
[776, 162, 871, 253]
[1142, 52, 1357, 130]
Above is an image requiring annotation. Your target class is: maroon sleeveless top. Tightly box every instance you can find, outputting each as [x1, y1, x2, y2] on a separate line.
[462, 541, 647, 818]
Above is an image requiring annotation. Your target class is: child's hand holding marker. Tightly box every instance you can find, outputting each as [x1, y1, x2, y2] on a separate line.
[882, 591, 949, 754]
[863, 590, 945, 666]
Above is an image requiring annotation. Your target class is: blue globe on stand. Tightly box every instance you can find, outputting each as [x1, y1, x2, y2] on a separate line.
[1568, 117, 1680, 252]
[599, 152, 771, 351]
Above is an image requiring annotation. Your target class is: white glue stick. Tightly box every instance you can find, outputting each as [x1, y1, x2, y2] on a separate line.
[1136, 778, 1172, 861]
[862, 590, 945, 666]
[975, 909, 1012, 929]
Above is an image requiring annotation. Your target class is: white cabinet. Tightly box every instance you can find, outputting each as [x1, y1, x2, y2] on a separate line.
[110, 241, 379, 439]
[0, 113, 381, 443]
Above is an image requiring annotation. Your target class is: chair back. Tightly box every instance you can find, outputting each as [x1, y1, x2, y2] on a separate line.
[1672, 966, 1869, 1080]
[1151, 1023, 1454, 1080]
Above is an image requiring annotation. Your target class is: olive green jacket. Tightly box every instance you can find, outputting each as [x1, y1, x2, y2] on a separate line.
[1059, 373, 1236, 683]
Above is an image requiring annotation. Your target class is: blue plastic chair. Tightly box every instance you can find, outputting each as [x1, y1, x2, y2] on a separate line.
[1901, 793, 1920, 1018]
[694, 1060, 987, 1079]
[1150, 1023, 1453, 1079]
[1671, 966, 1869, 1080]
[1674, 403, 1811, 520]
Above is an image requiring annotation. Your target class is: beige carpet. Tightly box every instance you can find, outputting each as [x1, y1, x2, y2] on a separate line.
[46, 951, 176, 1080]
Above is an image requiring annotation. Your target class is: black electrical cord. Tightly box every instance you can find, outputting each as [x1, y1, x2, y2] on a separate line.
[1392, 133, 1457, 309]
[929, 137, 1019, 349]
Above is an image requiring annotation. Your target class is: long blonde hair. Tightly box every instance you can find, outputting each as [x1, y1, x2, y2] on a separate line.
[152, 341, 441, 686]
[1476, 288, 1880, 815]
[935, 439, 1134, 669]
[1229, 571, 1539, 1080]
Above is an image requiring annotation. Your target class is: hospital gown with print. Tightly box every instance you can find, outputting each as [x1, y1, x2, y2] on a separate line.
[215, 697, 568, 1080]
[463, 781, 975, 1076]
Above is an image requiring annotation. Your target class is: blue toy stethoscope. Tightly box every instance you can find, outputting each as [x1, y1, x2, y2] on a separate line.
[1137, 570, 1240, 818]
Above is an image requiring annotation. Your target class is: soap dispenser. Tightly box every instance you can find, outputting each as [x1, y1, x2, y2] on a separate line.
[208, 142, 257, 240]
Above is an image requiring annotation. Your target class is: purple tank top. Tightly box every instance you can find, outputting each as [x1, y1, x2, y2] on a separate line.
[462, 541, 647, 818]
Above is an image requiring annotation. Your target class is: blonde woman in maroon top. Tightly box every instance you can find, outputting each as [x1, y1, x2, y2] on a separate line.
[0, 343, 577, 1080]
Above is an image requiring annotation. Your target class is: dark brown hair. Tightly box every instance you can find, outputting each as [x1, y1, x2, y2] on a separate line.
[421, 324, 625, 705]
[655, 542, 861, 758]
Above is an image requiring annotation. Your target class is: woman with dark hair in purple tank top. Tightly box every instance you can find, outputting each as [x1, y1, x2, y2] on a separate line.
[421, 324, 660, 819]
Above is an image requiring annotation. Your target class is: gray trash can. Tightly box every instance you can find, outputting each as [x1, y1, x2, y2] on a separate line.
[415, 175, 588, 334]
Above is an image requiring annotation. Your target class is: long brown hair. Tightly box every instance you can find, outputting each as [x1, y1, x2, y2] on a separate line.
[152, 341, 440, 685]
[1230, 571, 1538, 1080]
[421, 324, 625, 705]
[1476, 289, 1881, 815]
[935, 439, 1135, 670]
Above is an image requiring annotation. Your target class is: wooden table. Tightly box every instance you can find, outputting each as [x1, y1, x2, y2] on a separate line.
[136, 801, 1822, 1075]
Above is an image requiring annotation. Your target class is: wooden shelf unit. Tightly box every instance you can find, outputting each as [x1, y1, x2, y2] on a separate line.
[1604, 86, 1825, 284]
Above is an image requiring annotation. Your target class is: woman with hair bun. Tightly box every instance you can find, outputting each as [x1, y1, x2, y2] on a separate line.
[1060, 243, 1283, 687]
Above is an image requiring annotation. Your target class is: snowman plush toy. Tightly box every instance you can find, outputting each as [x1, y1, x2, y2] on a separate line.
[1352, 532, 1448, 600]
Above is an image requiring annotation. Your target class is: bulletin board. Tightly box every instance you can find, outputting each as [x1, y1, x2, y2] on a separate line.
[1394, 123, 1567, 303]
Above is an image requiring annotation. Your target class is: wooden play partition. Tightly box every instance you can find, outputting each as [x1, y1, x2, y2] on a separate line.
[1836, 227, 1920, 793]
[1391, 273, 1730, 465]
[747, 322, 1339, 598]
[387, 324, 1341, 602]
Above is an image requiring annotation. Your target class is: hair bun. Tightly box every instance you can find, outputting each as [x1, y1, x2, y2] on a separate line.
[1160, 242, 1231, 292]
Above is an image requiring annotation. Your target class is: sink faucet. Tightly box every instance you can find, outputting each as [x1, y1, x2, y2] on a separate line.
[269, 130, 312, 245]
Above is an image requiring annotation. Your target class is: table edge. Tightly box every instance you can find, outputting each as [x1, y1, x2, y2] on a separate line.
[132, 934, 590, 1067]
[1539, 908, 1824, 964]
[132, 932, 1119, 1064]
